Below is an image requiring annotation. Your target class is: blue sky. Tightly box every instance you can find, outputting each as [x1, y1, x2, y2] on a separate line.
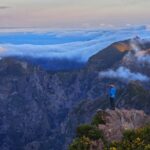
[0, 0, 150, 28]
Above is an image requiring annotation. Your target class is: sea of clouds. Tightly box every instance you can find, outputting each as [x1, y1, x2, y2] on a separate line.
[0, 25, 150, 62]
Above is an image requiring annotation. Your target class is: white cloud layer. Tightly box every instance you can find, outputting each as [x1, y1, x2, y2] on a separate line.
[127, 38, 150, 64]
[0, 25, 150, 62]
[99, 67, 149, 82]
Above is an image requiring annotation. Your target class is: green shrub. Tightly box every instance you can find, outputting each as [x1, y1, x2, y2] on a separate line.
[107, 125, 150, 150]
[144, 144, 150, 150]
[137, 125, 150, 145]
[123, 129, 136, 142]
[69, 136, 91, 150]
[88, 127, 104, 140]
[91, 113, 106, 126]
[76, 124, 104, 140]
[77, 124, 93, 138]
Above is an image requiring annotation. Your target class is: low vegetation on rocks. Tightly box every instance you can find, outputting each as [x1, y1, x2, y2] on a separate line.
[107, 125, 150, 150]
[68, 109, 150, 150]
[69, 124, 105, 150]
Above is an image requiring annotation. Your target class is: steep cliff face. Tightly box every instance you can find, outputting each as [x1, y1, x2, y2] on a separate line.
[0, 38, 150, 150]
[0, 58, 102, 150]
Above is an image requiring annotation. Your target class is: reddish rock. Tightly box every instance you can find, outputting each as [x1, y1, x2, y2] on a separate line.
[97, 109, 150, 142]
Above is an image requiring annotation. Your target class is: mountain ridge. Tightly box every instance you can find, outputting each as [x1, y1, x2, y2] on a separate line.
[0, 38, 150, 150]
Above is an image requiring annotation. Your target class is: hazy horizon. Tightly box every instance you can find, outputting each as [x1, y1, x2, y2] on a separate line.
[0, 0, 150, 28]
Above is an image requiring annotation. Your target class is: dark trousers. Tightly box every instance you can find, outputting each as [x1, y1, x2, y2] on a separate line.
[110, 97, 115, 110]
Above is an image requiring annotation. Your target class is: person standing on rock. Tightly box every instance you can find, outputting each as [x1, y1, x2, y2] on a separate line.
[108, 84, 117, 110]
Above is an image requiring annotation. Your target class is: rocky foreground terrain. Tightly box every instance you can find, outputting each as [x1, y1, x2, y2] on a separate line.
[0, 38, 150, 150]
[97, 109, 150, 141]
[69, 109, 150, 150]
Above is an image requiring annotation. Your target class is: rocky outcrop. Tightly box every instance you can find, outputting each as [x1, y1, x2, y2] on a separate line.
[69, 109, 150, 150]
[97, 109, 150, 142]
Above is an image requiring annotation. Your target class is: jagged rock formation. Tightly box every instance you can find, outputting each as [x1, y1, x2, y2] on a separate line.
[97, 109, 150, 142]
[0, 38, 150, 150]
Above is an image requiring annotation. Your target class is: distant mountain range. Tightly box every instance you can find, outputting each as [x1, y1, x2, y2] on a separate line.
[0, 38, 150, 150]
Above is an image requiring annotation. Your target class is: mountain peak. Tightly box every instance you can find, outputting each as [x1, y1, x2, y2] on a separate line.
[113, 42, 131, 52]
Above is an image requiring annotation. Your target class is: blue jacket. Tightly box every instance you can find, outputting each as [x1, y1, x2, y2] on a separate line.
[109, 87, 117, 98]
